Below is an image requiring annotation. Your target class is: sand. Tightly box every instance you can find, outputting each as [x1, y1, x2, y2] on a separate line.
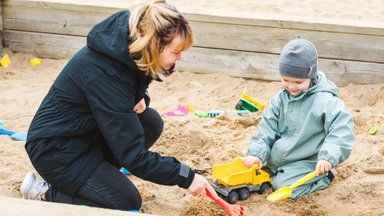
[1, 51, 383, 215]
[172, 0, 384, 26]
[1, 0, 384, 215]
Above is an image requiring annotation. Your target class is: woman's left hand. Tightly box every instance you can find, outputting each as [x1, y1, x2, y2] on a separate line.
[315, 159, 332, 175]
[134, 98, 146, 114]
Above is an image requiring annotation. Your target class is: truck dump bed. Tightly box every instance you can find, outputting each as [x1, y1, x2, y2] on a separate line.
[212, 157, 259, 187]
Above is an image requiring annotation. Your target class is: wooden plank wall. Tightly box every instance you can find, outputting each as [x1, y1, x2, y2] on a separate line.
[2, 0, 384, 85]
[2, 0, 140, 58]
[182, 15, 384, 86]
[0, 196, 155, 216]
[0, 1, 3, 51]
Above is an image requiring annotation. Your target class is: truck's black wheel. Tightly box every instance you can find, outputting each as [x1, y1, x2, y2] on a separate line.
[227, 190, 239, 204]
[257, 183, 271, 194]
[238, 188, 250, 200]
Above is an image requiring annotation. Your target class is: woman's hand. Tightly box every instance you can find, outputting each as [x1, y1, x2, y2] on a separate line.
[134, 98, 146, 114]
[316, 159, 332, 175]
[243, 156, 263, 168]
[188, 174, 218, 198]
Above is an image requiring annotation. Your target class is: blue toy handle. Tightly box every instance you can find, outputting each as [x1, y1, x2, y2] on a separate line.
[0, 128, 27, 141]
[128, 210, 141, 213]
[0, 128, 15, 136]
[120, 167, 131, 175]
[232, 110, 251, 115]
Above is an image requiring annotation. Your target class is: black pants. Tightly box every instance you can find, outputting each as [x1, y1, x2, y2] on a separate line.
[45, 108, 163, 211]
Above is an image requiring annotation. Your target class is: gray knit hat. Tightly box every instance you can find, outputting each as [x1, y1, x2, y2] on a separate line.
[279, 38, 318, 79]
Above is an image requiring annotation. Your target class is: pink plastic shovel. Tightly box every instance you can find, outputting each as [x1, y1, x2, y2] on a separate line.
[162, 104, 189, 116]
[206, 189, 244, 216]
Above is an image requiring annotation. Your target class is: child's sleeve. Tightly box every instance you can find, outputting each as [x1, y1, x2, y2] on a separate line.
[318, 98, 356, 167]
[246, 96, 281, 164]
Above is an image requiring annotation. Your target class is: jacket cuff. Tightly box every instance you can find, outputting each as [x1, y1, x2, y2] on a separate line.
[144, 91, 151, 107]
[318, 151, 339, 167]
[177, 163, 196, 189]
[246, 149, 268, 164]
[318, 156, 338, 168]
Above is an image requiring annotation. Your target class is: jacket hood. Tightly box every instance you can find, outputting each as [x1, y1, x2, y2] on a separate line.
[308, 71, 339, 96]
[87, 11, 144, 76]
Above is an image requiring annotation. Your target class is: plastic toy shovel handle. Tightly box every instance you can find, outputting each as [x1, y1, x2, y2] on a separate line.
[206, 189, 228, 208]
[0, 128, 15, 136]
[206, 189, 244, 216]
[290, 171, 317, 190]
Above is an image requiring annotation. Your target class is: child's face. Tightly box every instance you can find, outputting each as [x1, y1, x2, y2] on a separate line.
[281, 75, 311, 96]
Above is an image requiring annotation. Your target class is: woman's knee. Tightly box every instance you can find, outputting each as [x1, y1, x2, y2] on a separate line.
[139, 108, 164, 149]
[97, 180, 142, 211]
[78, 161, 143, 211]
[141, 108, 164, 131]
[114, 191, 142, 211]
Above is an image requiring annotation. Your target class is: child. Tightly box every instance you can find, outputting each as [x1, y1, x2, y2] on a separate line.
[243, 38, 356, 199]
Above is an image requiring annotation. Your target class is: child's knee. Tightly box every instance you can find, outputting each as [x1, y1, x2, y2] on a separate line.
[291, 177, 331, 199]
[270, 176, 286, 191]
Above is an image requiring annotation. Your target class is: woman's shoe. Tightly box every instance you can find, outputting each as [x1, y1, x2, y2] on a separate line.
[20, 171, 49, 200]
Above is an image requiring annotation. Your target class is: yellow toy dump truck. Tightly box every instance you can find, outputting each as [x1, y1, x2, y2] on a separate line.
[211, 157, 272, 204]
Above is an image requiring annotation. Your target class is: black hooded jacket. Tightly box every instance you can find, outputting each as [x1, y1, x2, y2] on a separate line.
[25, 11, 194, 195]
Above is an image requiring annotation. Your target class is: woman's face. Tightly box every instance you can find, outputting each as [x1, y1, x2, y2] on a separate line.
[281, 75, 311, 96]
[159, 36, 183, 70]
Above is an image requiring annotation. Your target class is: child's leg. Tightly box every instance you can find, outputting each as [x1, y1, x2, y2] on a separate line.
[291, 177, 330, 199]
[45, 161, 142, 211]
[271, 160, 331, 199]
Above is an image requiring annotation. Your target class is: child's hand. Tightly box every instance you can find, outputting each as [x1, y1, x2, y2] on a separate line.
[316, 159, 332, 175]
[243, 156, 263, 168]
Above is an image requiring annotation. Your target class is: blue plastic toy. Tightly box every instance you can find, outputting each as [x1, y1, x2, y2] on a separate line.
[0, 123, 27, 141]
[128, 210, 141, 214]
[195, 110, 251, 118]
[120, 167, 131, 175]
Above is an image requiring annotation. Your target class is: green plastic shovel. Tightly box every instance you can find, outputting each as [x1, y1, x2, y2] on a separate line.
[267, 171, 317, 202]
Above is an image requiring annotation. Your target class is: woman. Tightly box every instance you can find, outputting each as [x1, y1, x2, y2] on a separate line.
[20, 0, 217, 211]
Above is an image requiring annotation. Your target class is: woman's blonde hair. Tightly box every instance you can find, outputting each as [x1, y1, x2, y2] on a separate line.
[129, 0, 194, 78]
